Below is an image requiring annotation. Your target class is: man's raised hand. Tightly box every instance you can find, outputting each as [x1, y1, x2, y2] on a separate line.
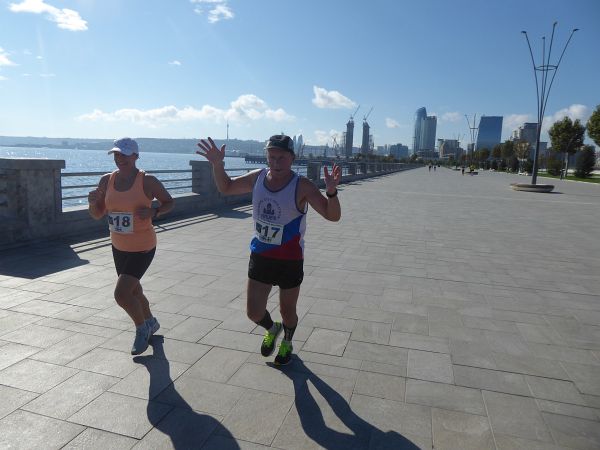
[196, 137, 226, 165]
[323, 164, 341, 193]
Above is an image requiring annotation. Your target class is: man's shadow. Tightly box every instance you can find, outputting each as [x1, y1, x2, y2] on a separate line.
[134, 337, 240, 449]
[276, 358, 420, 450]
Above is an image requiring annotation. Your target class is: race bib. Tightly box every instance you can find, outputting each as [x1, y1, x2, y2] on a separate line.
[108, 212, 133, 234]
[254, 219, 283, 246]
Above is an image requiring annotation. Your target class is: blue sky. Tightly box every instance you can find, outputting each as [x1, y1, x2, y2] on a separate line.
[0, 0, 599, 148]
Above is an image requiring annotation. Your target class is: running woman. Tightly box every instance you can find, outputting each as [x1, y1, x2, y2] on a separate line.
[88, 138, 174, 355]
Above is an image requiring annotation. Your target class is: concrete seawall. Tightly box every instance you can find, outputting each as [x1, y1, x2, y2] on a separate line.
[0, 158, 417, 247]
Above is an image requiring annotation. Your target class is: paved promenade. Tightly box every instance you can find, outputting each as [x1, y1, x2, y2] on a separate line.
[1, 167, 599, 450]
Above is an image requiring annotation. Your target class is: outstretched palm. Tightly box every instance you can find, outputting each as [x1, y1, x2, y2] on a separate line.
[196, 137, 225, 165]
[323, 164, 341, 192]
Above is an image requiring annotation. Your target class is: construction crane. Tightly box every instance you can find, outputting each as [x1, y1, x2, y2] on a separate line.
[349, 104, 360, 121]
[363, 106, 374, 122]
[332, 135, 339, 157]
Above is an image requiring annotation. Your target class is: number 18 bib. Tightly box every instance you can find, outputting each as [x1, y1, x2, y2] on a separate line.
[108, 212, 133, 234]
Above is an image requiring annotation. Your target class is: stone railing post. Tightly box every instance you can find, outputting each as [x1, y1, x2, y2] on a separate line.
[190, 160, 219, 199]
[359, 162, 367, 175]
[0, 158, 65, 242]
[348, 163, 357, 175]
[307, 162, 321, 182]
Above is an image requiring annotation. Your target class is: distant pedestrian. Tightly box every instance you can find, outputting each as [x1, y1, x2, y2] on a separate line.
[196, 135, 341, 365]
[461, 166, 465, 175]
[88, 138, 174, 355]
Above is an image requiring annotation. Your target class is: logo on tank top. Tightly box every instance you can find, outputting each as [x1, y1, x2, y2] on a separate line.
[258, 198, 281, 222]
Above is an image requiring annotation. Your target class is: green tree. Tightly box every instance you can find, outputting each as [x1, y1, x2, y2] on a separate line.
[548, 117, 585, 178]
[500, 140, 514, 164]
[586, 105, 600, 146]
[574, 145, 597, 178]
[492, 144, 502, 159]
[546, 153, 562, 176]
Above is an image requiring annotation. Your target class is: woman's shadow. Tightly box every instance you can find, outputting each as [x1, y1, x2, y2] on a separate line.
[133, 336, 241, 449]
[275, 358, 420, 450]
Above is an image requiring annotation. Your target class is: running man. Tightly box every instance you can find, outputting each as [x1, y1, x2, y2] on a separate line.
[88, 138, 174, 355]
[196, 135, 341, 365]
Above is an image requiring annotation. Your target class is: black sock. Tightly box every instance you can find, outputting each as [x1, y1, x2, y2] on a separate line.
[283, 323, 296, 341]
[256, 310, 274, 330]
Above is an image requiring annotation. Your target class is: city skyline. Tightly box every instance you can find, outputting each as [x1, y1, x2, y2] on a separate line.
[1, 0, 598, 148]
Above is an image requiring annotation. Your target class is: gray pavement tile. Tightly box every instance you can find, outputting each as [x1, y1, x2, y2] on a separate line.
[0, 384, 38, 419]
[542, 412, 600, 450]
[407, 350, 453, 384]
[10, 298, 73, 316]
[0, 289, 44, 309]
[39, 317, 126, 338]
[516, 322, 568, 345]
[493, 352, 571, 380]
[228, 362, 296, 396]
[343, 340, 408, 368]
[354, 370, 405, 402]
[157, 375, 247, 415]
[306, 299, 347, 316]
[297, 360, 359, 381]
[484, 330, 533, 357]
[0, 311, 43, 337]
[222, 390, 294, 446]
[300, 313, 355, 332]
[0, 323, 74, 348]
[483, 390, 553, 443]
[350, 320, 391, 345]
[302, 328, 350, 356]
[0, 341, 42, 370]
[51, 305, 101, 322]
[389, 331, 449, 354]
[218, 309, 257, 333]
[449, 338, 497, 369]
[341, 307, 393, 324]
[461, 316, 520, 333]
[29, 333, 106, 365]
[133, 407, 224, 449]
[68, 391, 172, 439]
[431, 408, 494, 450]
[22, 371, 119, 419]
[360, 360, 406, 377]
[493, 433, 573, 450]
[17, 280, 69, 294]
[526, 342, 600, 366]
[164, 316, 220, 342]
[536, 399, 600, 421]
[428, 323, 487, 342]
[202, 435, 277, 450]
[561, 362, 600, 396]
[582, 394, 600, 410]
[67, 347, 140, 378]
[200, 328, 263, 352]
[406, 379, 486, 415]
[453, 365, 530, 396]
[0, 358, 78, 393]
[349, 393, 432, 441]
[391, 312, 428, 335]
[0, 410, 85, 450]
[150, 293, 199, 314]
[109, 356, 189, 400]
[298, 350, 363, 370]
[63, 428, 137, 449]
[525, 375, 587, 405]
[185, 347, 250, 383]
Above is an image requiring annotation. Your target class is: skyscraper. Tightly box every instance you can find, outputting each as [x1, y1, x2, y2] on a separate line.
[361, 119, 370, 154]
[476, 116, 503, 150]
[413, 107, 427, 154]
[413, 107, 437, 153]
[345, 118, 354, 158]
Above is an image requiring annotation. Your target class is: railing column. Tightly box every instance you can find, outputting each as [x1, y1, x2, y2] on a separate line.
[190, 160, 219, 200]
[307, 162, 321, 182]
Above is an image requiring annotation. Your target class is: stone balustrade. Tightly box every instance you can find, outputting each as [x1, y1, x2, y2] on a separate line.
[0, 158, 417, 247]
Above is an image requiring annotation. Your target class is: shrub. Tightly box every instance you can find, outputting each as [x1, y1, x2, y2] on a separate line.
[574, 145, 597, 178]
[521, 159, 533, 173]
[546, 155, 563, 176]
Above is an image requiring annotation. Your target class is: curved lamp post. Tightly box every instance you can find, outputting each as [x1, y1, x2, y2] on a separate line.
[521, 23, 578, 185]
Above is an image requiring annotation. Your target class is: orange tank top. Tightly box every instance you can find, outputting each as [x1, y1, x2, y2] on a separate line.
[105, 170, 157, 252]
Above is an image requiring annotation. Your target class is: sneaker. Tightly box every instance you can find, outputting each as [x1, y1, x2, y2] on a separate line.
[131, 324, 150, 355]
[274, 339, 293, 366]
[146, 317, 160, 335]
[261, 321, 282, 357]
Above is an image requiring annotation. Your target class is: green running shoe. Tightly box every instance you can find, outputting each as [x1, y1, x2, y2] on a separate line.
[261, 321, 282, 357]
[274, 339, 293, 366]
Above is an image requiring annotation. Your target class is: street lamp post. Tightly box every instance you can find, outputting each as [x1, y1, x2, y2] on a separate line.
[465, 114, 478, 169]
[521, 23, 578, 185]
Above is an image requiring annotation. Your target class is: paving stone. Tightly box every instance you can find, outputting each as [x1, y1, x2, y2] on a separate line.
[29, 333, 106, 365]
[391, 312, 428, 334]
[492, 352, 570, 380]
[202, 435, 276, 450]
[536, 399, 600, 421]
[343, 340, 408, 368]
[300, 313, 356, 332]
[493, 433, 572, 450]
[0, 341, 41, 370]
[561, 362, 600, 396]
[164, 316, 220, 342]
[431, 408, 494, 450]
[222, 389, 294, 445]
[0, 384, 38, 419]
[23, 371, 119, 419]
[406, 379, 486, 415]
[68, 391, 171, 439]
[0, 311, 44, 337]
[0, 410, 85, 450]
[390, 331, 449, 354]
[185, 346, 249, 382]
[298, 350, 363, 370]
[542, 412, 600, 450]
[63, 428, 137, 449]
[157, 375, 247, 415]
[524, 375, 587, 405]
[449, 338, 497, 369]
[354, 370, 406, 402]
[341, 307, 393, 323]
[67, 347, 139, 378]
[200, 328, 263, 352]
[350, 320, 391, 345]
[303, 328, 350, 356]
[407, 349, 453, 383]
[483, 390, 553, 442]
[0, 358, 78, 393]
[453, 365, 530, 396]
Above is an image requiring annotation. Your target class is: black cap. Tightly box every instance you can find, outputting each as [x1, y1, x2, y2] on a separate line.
[265, 134, 294, 154]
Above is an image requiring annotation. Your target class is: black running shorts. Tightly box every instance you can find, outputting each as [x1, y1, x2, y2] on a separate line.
[112, 246, 156, 280]
[248, 252, 304, 289]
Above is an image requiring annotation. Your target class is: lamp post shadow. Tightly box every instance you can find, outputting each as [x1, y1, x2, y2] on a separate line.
[274, 358, 420, 450]
[133, 336, 241, 450]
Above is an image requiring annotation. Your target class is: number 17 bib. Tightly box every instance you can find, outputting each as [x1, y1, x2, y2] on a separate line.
[254, 219, 283, 246]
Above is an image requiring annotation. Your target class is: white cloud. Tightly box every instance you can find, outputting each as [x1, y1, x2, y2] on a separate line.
[0, 75, 7, 81]
[22, 73, 31, 77]
[312, 86, 356, 109]
[40, 73, 55, 77]
[310, 129, 340, 146]
[168, 60, 182, 66]
[9, 0, 87, 31]
[77, 94, 294, 126]
[441, 112, 461, 122]
[503, 114, 532, 131]
[0, 47, 17, 66]
[386, 118, 400, 128]
[191, 0, 234, 23]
